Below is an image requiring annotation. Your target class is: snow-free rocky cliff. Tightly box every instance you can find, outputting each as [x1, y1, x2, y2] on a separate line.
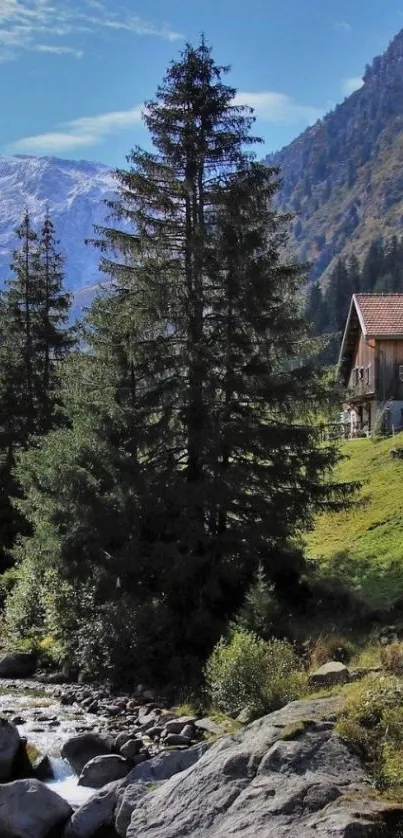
[0, 154, 115, 306]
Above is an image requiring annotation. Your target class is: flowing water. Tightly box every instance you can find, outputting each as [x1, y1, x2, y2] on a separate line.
[0, 680, 106, 805]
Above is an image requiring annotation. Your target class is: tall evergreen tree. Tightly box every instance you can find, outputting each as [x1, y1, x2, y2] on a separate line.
[0, 211, 73, 570]
[325, 258, 352, 333]
[35, 214, 73, 434]
[10, 41, 354, 681]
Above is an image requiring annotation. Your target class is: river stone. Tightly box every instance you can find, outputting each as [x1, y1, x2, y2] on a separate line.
[0, 717, 21, 781]
[61, 732, 113, 774]
[119, 739, 144, 760]
[163, 733, 191, 747]
[0, 651, 37, 678]
[78, 754, 130, 788]
[114, 733, 132, 751]
[0, 778, 71, 838]
[308, 661, 349, 688]
[122, 696, 403, 838]
[163, 716, 197, 735]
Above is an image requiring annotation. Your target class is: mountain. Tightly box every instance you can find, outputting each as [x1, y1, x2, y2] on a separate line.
[268, 28, 403, 284]
[0, 154, 114, 293]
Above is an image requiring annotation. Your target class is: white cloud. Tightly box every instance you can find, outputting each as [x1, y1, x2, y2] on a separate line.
[234, 91, 323, 126]
[0, 0, 182, 61]
[35, 44, 83, 58]
[334, 21, 352, 33]
[342, 76, 364, 96]
[11, 105, 143, 153]
[95, 14, 182, 41]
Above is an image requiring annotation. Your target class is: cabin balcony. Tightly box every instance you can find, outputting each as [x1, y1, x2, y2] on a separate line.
[346, 366, 375, 402]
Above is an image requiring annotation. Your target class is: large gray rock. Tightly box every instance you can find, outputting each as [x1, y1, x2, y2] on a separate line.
[64, 779, 124, 838]
[115, 782, 150, 837]
[126, 741, 209, 784]
[0, 651, 37, 678]
[61, 732, 112, 774]
[0, 778, 71, 838]
[309, 661, 349, 688]
[0, 718, 21, 781]
[78, 754, 130, 788]
[121, 696, 403, 838]
[69, 741, 209, 837]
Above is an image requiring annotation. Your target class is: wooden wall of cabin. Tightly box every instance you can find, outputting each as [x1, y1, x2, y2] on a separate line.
[348, 334, 376, 390]
[377, 339, 403, 402]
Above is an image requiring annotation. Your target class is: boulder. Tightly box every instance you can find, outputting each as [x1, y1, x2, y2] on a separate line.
[119, 739, 144, 760]
[0, 718, 21, 781]
[194, 717, 228, 735]
[126, 741, 209, 785]
[120, 696, 403, 838]
[308, 661, 349, 688]
[78, 754, 130, 789]
[114, 733, 132, 751]
[163, 716, 197, 735]
[0, 778, 71, 838]
[64, 779, 124, 838]
[0, 651, 37, 678]
[31, 754, 54, 781]
[61, 733, 112, 774]
[115, 782, 151, 837]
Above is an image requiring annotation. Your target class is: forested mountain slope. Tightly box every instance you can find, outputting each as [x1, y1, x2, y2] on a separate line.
[268, 28, 403, 283]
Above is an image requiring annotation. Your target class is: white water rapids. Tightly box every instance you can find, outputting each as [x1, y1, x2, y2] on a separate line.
[0, 681, 105, 805]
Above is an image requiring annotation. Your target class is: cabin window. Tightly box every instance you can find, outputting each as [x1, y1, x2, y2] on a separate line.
[359, 367, 364, 381]
[366, 366, 371, 386]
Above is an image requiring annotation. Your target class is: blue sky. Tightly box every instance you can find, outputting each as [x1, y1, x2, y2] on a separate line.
[0, 0, 402, 166]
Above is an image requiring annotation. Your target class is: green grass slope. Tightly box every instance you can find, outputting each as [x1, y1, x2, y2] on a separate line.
[306, 433, 403, 610]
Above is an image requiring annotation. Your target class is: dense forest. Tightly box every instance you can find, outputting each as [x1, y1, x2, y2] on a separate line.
[0, 40, 355, 690]
[305, 234, 403, 361]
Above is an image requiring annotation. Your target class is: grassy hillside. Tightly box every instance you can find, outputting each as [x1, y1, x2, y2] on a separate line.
[306, 433, 403, 610]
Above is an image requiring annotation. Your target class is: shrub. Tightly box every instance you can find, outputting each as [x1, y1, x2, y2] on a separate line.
[309, 633, 356, 668]
[205, 629, 305, 718]
[380, 642, 403, 675]
[336, 675, 403, 793]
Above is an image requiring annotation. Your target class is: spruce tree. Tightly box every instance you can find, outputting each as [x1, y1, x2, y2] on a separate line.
[10, 40, 355, 680]
[94, 40, 353, 661]
[0, 211, 73, 571]
[35, 214, 73, 434]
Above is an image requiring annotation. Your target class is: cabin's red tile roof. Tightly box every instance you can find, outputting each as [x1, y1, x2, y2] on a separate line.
[355, 293, 403, 337]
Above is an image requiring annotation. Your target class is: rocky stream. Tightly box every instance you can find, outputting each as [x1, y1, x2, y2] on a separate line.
[0, 661, 403, 837]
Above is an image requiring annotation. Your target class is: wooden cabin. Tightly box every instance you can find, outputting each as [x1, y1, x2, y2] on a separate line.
[338, 293, 403, 436]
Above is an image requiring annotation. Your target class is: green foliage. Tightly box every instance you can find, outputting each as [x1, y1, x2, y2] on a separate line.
[336, 675, 403, 794]
[205, 630, 305, 717]
[233, 564, 280, 639]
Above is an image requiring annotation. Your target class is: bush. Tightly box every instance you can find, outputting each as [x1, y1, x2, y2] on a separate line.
[336, 675, 403, 793]
[380, 642, 403, 675]
[205, 629, 305, 718]
[309, 633, 356, 668]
